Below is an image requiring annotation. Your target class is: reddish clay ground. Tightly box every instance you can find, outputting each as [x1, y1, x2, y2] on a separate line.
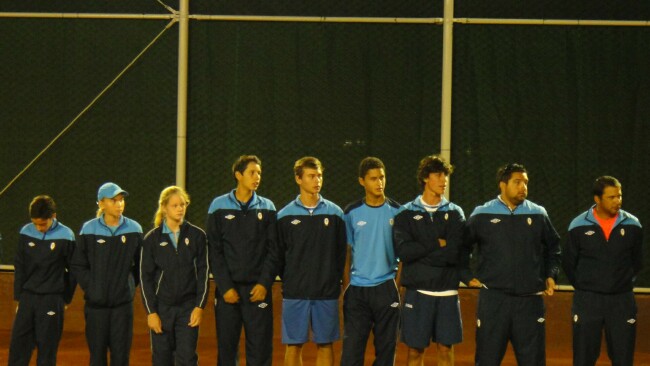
[1, 272, 648, 365]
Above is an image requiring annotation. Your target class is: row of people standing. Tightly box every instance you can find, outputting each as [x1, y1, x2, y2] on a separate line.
[9, 154, 643, 366]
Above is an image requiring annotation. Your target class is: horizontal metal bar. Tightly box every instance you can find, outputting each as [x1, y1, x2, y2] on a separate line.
[455, 17, 650, 27]
[0, 12, 174, 20]
[190, 14, 443, 24]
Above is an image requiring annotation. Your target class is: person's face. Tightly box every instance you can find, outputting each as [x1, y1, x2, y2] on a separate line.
[359, 168, 386, 199]
[424, 172, 448, 196]
[595, 185, 622, 218]
[500, 172, 528, 206]
[236, 162, 262, 192]
[163, 194, 187, 224]
[296, 167, 323, 195]
[32, 216, 54, 233]
[100, 194, 125, 218]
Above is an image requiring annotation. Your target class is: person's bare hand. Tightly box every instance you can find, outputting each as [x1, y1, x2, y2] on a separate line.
[250, 284, 267, 302]
[223, 288, 240, 304]
[148, 313, 163, 334]
[188, 307, 203, 327]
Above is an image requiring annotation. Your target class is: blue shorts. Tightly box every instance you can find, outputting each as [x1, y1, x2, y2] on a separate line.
[282, 299, 340, 344]
[401, 289, 462, 348]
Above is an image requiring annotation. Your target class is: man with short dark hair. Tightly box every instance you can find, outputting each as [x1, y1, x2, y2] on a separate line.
[463, 163, 561, 365]
[341, 157, 403, 366]
[393, 155, 466, 366]
[207, 154, 277, 366]
[10, 195, 76, 366]
[563, 176, 643, 366]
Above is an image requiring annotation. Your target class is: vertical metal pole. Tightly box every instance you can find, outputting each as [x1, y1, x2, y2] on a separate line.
[440, 0, 454, 199]
[176, 0, 189, 188]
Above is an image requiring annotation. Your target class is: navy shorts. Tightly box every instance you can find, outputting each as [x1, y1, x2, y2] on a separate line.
[282, 299, 340, 344]
[401, 289, 462, 348]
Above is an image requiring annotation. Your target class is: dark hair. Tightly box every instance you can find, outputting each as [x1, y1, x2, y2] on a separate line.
[29, 195, 56, 219]
[417, 155, 453, 189]
[232, 155, 262, 182]
[592, 176, 621, 197]
[496, 163, 527, 186]
[358, 157, 385, 178]
[294, 156, 323, 178]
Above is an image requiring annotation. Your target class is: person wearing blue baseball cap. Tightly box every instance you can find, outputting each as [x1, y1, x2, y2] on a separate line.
[71, 182, 143, 366]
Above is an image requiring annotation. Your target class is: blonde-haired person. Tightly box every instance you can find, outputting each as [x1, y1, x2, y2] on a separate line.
[140, 186, 209, 366]
[71, 182, 143, 366]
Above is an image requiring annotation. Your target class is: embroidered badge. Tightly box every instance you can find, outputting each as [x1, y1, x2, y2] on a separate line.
[225, 214, 235, 220]
[537, 317, 545, 323]
[527, 217, 532, 226]
[47, 311, 56, 316]
[185, 238, 190, 246]
[585, 231, 595, 236]
[160, 242, 168, 247]
[291, 219, 301, 225]
[28, 242, 36, 247]
[490, 218, 501, 224]
[621, 228, 625, 236]
[444, 213, 449, 221]
[258, 212, 263, 220]
[357, 221, 367, 226]
[389, 219, 394, 226]
[258, 302, 268, 308]
[413, 215, 423, 221]
[121, 235, 126, 244]
[573, 315, 579, 323]
[628, 318, 636, 324]
[324, 218, 329, 226]
[97, 239, 106, 244]
[477, 319, 481, 328]
[50, 242, 56, 251]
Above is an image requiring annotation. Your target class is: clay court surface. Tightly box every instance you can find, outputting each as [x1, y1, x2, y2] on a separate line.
[1, 272, 648, 365]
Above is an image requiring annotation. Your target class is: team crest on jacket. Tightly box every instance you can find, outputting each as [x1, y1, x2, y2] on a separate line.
[291, 219, 301, 225]
[160, 242, 168, 247]
[413, 215, 423, 221]
[585, 231, 595, 236]
[389, 219, 394, 226]
[444, 213, 449, 221]
[121, 235, 126, 244]
[28, 242, 36, 247]
[225, 214, 235, 220]
[527, 217, 532, 226]
[490, 218, 500, 224]
[50, 242, 56, 251]
[324, 218, 329, 226]
[621, 228, 625, 236]
[185, 238, 190, 246]
[97, 239, 106, 244]
[258, 212, 263, 220]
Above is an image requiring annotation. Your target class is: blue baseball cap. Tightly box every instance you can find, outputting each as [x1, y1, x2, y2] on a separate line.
[97, 182, 129, 201]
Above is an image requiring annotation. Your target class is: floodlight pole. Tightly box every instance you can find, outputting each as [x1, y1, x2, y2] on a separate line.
[176, 0, 189, 188]
[440, 0, 454, 199]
